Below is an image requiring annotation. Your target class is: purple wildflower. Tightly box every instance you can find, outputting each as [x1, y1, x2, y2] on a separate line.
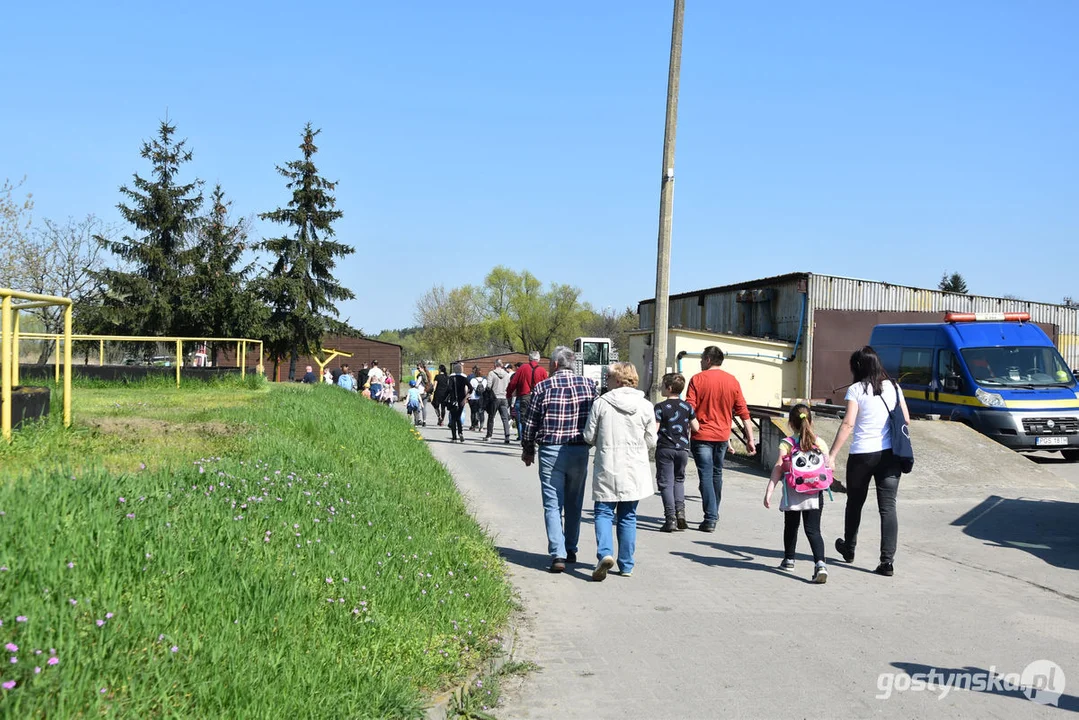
[47, 657, 58, 666]
[15, 616, 26, 623]
[2, 681, 15, 690]
[96, 620, 105, 627]
[4, 644, 16, 652]
[170, 646, 178, 653]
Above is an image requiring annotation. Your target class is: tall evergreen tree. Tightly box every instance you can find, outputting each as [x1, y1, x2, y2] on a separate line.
[938, 271, 969, 294]
[257, 124, 355, 380]
[95, 119, 203, 336]
[187, 184, 265, 362]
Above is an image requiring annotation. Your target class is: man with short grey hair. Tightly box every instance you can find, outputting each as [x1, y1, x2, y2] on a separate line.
[485, 358, 513, 443]
[520, 346, 597, 573]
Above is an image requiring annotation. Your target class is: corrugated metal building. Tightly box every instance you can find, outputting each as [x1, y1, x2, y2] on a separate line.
[637, 272, 1079, 405]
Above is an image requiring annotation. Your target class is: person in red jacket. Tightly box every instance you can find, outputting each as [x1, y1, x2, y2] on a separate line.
[685, 345, 756, 533]
[507, 350, 549, 442]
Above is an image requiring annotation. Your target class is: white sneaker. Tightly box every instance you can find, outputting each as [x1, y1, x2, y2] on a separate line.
[813, 563, 828, 584]
[779, 558, 795, 571]
[592, 556, 615, 582]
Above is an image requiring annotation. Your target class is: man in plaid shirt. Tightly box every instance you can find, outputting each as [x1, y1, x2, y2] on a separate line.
[520, 345, 598, 573]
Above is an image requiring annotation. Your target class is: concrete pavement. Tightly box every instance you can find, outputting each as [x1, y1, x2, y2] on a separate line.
[420, 420, 1079, 719]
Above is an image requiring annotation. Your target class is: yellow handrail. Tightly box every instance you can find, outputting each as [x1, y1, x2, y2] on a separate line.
[314, 348, 353, 379]
[1, 288, 73, 441]
[19, 333, 265, 389]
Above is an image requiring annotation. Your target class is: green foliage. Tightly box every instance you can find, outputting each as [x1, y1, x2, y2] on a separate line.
[938, 271, 969, 294]
[186, 185, 266, 357]
[415, 267, 596, 361]
[93, 120, 204, 337]
[374, 327, 425, 365]
[256, 124, 355, 380]
[0, 383, 512, 718]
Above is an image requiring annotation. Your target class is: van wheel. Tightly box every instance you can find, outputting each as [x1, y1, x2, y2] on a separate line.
[1062, 450, 1079, 462]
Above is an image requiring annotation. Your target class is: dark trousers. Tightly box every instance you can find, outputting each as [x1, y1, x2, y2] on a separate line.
[448, 405, 464, 439]
[784, 506, 825, 563]
[655, 446, 689, 517]
[468, 400, 484, 429]
[486, 398, 510, 439]
[843, 449, 901, 563]
[434, 400, 446, 424]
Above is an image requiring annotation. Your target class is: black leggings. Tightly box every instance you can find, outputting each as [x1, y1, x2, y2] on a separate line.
[784, 506, 824, 563]
[843, 449, 901, 563]
[447, 405, 464, 439]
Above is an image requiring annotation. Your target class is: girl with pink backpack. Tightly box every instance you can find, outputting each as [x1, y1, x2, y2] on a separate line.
[764, 404, 834, 583]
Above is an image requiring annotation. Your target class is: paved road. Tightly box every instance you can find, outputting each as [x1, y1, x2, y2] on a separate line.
[421, 422, 1079, 719]
[1029, 451, 1079, 485]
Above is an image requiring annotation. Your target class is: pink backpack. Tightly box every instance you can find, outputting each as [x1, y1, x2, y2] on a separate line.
[782, 437, 833, 494]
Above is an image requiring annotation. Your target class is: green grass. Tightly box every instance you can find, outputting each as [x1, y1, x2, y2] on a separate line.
[0, 379, 513, 718]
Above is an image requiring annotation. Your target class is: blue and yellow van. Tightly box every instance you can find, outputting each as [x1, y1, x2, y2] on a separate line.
[870, 313, 1079, 460]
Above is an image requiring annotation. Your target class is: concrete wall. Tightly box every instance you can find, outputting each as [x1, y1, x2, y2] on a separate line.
[629, 329, 803, 408]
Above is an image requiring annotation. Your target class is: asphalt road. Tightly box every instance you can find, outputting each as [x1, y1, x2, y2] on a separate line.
[1028, 451, 1079, 485]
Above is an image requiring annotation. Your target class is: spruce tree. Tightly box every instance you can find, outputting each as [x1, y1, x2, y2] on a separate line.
[257, 124, 355, 380]
[95, 119, 203, 336]
[186, 184, 264, 362]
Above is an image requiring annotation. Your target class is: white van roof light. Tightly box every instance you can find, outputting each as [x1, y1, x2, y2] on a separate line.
[945, 312, 1030, 323]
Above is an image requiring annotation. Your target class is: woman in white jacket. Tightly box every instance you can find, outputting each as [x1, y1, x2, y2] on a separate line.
[583, 362, 658, 581]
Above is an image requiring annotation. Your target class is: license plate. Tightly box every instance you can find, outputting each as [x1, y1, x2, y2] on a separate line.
[1035, 436, 1068, 446]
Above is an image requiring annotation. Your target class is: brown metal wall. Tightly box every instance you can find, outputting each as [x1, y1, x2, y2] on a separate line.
[218, 335, 403, 382]
[810, 310, 1058, 403]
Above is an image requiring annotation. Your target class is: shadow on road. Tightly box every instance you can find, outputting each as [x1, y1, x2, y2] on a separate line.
[496, 546, 593, 583]
[889, 662, 1078, 712]
[669, 542, 815, 583]
[951, 496, 1079, 570]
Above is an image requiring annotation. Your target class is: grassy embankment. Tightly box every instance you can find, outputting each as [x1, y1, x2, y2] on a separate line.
[0, 377, 513, 718]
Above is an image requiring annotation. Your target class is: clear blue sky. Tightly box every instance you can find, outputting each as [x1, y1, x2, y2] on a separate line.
[3, 1, 1076, 333]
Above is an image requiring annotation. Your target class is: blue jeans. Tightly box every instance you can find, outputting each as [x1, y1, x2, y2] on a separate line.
[537, 444, 589, 559]
[692, 440, 729, 524]
[369, 383, 382, 400]
[594, 501, 639, 573]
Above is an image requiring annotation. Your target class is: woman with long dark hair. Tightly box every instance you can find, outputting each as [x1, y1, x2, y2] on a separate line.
[828, 346, 910, 577]
[432, 364, 450, 425]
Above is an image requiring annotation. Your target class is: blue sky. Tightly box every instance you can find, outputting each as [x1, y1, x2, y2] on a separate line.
[3, 1, 1076, 333]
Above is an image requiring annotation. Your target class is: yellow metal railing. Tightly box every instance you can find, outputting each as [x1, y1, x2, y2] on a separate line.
[19, 333, 265, 389]
[1, 289, 73, 441]
[314, 348, 352, 379]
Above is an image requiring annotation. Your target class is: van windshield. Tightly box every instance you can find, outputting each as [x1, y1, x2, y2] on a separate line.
[961, 346, 1076, 388]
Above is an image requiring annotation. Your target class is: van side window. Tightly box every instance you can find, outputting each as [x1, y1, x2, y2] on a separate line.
[899, 348, 933, 386]
[937, 349, 963, 392]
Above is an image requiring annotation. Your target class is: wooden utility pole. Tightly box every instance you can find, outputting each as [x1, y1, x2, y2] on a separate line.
[650, 0, 685, 401]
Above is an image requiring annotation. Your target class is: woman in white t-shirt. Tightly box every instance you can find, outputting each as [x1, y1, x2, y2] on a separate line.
[828, 346, 910, 578]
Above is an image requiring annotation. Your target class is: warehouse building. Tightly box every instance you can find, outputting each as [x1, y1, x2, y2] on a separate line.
[633, 272, 1079, 407]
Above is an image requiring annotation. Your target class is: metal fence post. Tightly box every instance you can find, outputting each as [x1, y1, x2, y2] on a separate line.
[63, 305, 72, 428]
[54, 335, 60, 384]
[11, 311, 20, 387]
[1, 296, 12, 441]
[175, 339, 182, 389]
[240, 341, 246, 379]
[99, 339, 104, 367]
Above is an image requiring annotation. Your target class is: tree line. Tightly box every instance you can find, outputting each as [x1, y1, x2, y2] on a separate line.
[397, 266, 638, 364]
[1, 118, 354, 380]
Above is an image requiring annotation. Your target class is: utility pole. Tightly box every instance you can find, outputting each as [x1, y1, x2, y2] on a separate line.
[649, 0, 684, 401]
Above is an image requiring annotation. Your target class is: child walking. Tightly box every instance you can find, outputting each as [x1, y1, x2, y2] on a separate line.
[764, 404, 833, 584]
[583, 362, 657, 581]
[406, 380, 424, 426]
[653, 373, 699, 532]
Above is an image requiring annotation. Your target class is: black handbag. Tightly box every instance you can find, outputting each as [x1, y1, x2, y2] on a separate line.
[881, 384, 914, 474]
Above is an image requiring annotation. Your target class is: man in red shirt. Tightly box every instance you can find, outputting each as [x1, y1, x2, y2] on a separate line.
[507, 350, 549, 441]
[685, 345, 756, 533]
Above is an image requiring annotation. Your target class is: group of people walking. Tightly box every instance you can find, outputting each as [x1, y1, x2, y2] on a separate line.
[427, 343, 909, 585]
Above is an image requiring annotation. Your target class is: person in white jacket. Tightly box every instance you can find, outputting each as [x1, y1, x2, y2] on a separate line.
[583, 361, 658, 581]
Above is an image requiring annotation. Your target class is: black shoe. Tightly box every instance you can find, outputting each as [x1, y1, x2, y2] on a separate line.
[676, 512, 687, 531]
[698, 521, 716, 533]
[566, 552, 577, 564]
[504, 438, 511, 445]
[660, 516, 677, 533]
[549, 558, 566, 573]
[874, 562, 894, 577]
[835, 538, 855, 564]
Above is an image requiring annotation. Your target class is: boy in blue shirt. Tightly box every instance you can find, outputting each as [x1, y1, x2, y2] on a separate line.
[654, 373, 699, 533]
[406, 380, 424, 426]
